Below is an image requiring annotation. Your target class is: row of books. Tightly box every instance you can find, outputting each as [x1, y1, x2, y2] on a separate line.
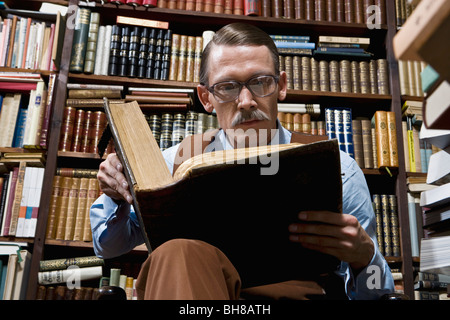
[0, 243, 31, 300]
[280, 55, 390, 95]
[324, 108, 398, 169]
[36, 255, 138, 300]
[278, 111, 325, 136]
[154, 0, 387, 24]
[0, 161, 45, 238]
[372, 194, 400, 257]
[395, 0, 420, 29]
[0, 11, 65, 71]
[414, 272, 450, 301]
[45, 171, 101, 242]
[398, 60, 426, 98]
[0, 74, 56, 149]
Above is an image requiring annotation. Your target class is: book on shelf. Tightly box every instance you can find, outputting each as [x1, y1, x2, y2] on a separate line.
[419, 123, 450, 151]
[420, 182, 450, 209]
[372, 194, 401, 257]
[116, 15, 169, 30]
[420, 235, 450, 276]
[39, 256, 104, 272]
[426, 146, 450, 186]
[407, 192, 421, 257]
[38, 265, 103, 285]
[393, 0, 450, 82]
[397, 60, 426, 98]
[102, 98, 343, 288]
[0, 248, 32, 300]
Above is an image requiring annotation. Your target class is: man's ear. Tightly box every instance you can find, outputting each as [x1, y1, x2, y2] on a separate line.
[277, 71, 287, 102]
[197, 84, 214, 113]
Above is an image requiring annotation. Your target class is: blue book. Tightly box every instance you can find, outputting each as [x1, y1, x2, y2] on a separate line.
[315, 47, 366, 53]
[325, 108, 336, 140]
[0, 94, 4, 114]
[12, 107, 27, 148]
[333, 109, 346, 153]
[273, 41, 316, 49]
[270, 35, 310, 42]
[342, 108, 355, 159]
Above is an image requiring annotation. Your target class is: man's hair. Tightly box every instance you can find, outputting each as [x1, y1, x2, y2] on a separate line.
[199, 23, 280, 87]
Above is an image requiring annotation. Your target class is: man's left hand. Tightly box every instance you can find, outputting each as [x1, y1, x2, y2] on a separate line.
[288, 211, 374, 274]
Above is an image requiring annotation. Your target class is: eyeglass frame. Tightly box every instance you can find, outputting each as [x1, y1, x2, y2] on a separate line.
[205, 75, 280, 103]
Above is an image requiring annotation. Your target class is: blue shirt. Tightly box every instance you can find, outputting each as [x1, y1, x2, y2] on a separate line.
[90, 121, 395, 299]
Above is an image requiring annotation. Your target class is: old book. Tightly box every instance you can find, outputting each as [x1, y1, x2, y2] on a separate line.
[116, 16, 169, 29]
[39, 73, 56, 149]
[372, 110, 390, 168]
[244, 0, 261, 15]
[55, 177, 72, 240]
[0, 93, 22, 148]
[64, 177, 80, 240]
[102, 99, 343, 287]
[38, 266, 103, 285]
[83, 12, 99, 74]
[69, 8, 91, 73]
[386, 111, 399, 167]
[73, 177, 89, 241]
[45, 175, 61, 240]
[82, 178, 99, 242]
[168, 33, 180, 81]
[7, 161, 26, 236]
[39, 255, 104, 272]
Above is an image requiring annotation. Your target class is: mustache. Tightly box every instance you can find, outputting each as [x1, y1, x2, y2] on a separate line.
[231, 109, 270, 127]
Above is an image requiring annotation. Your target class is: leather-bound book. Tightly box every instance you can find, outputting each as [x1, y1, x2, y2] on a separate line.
[69, 8, 91, 73]
[100, 98, 342, 289]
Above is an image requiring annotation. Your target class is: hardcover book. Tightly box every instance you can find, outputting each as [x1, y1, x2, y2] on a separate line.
[102, 98, 343, 288]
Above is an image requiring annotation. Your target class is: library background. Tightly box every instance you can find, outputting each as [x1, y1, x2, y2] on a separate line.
[0, 0, 448, 301]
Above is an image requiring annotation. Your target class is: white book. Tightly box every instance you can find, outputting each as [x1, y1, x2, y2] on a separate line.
[38, 266, 103, 285]
[33, 22, 46, 70]
[27, 167, 45, 237]
[0, 170, 14, 236]
[420, 181, 450, 208]
[426, 146, 450, 185]
[24, 23, 36, 69]
[93, 25, 105, 75]
[15, 17, 28, 68]
[22, 80, 46, 146]
[100, 25, 112, 76]
[15, 166, 34, 238]
[420, 235, 450, 276]
[277, 103, 321, 115]
[0, 93, 22, 147]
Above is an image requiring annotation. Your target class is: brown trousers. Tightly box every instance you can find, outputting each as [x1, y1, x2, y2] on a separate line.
[135, 239, 328, 300]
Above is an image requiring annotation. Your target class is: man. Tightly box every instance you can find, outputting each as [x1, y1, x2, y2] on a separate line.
[91, 23, 395, 300]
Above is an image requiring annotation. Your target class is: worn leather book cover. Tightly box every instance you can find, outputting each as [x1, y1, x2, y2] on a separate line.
[102, 98, 343, 288]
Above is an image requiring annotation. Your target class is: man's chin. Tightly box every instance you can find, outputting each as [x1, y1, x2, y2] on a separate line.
[225, 125, 273, 148]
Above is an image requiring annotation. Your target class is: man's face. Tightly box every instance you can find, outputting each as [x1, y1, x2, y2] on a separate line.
[197, 44, 287, 147]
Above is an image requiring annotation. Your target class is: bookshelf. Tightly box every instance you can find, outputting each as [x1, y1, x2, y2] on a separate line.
[0, 0, 418, 299]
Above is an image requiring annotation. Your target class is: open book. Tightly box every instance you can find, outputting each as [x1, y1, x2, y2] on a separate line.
[101, 98, 343, 288]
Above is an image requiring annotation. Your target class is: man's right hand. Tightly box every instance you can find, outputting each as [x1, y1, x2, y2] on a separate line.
[97, 153, 133, 204]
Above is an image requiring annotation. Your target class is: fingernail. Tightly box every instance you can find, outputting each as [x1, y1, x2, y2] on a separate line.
[298, 212, 307, 220]
[117, 163, 122, 171]
[126, 195, 133, 203]
[122, 181, 128, 188]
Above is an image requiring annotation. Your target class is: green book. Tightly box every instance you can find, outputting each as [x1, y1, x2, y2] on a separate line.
[69, 8, 91, 73]
[421, 65, 440, 94]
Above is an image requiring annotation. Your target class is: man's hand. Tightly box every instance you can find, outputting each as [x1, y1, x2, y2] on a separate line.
[288, 211, 374, 274]
[97, 153, 133, 204]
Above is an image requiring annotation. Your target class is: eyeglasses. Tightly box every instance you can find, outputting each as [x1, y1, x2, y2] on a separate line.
[206, 75, 279, 103]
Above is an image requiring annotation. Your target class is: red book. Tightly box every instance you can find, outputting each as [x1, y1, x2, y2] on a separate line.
[244, 0, 261, 15]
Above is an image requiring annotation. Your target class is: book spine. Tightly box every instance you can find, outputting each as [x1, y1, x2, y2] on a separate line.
[360, 119, 374, 168]
[176, 35, 188, 82]
[45, 175, 61, 240]
[352, 119, 364, 168]
[342, 108, 354, 158]
[406, 116, 416, 172]
[137, 27, 150, 78]
[380, 194, 392, 256]
[55, 177, 72, 240]
[8, 161, 26, 236]
[69, 8, 91, 73]
[388, 194, 401, 257]
[108, 25, 121, 76]
[39, 73, 56, 148]
[82, 178, 99, 242]
[325, 108, 336, 140]
[145, 28, 157, 79]
[373, 110, 390, 168]
[244, 0, 261, 15]
[372, 194, 384, 256]
[386, 111, 399, 167]
[39, 256, 104, 272]
[72, 177, 89, 241]
[93, 25, 105, 75]
[59, 107, 76, 152]
[301, 56, 311, 90]
[83, 12, 100, 74]
[127, 26, 140, 78]
[38, 266, 103, 285]
[118, 26, 130, 77]
[161, 30, 172, 81]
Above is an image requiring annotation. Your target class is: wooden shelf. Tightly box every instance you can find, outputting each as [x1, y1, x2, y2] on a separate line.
[44, 239, 148, 253]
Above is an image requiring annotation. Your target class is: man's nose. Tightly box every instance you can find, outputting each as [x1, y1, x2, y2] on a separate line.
[237, 85, 256, 110]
